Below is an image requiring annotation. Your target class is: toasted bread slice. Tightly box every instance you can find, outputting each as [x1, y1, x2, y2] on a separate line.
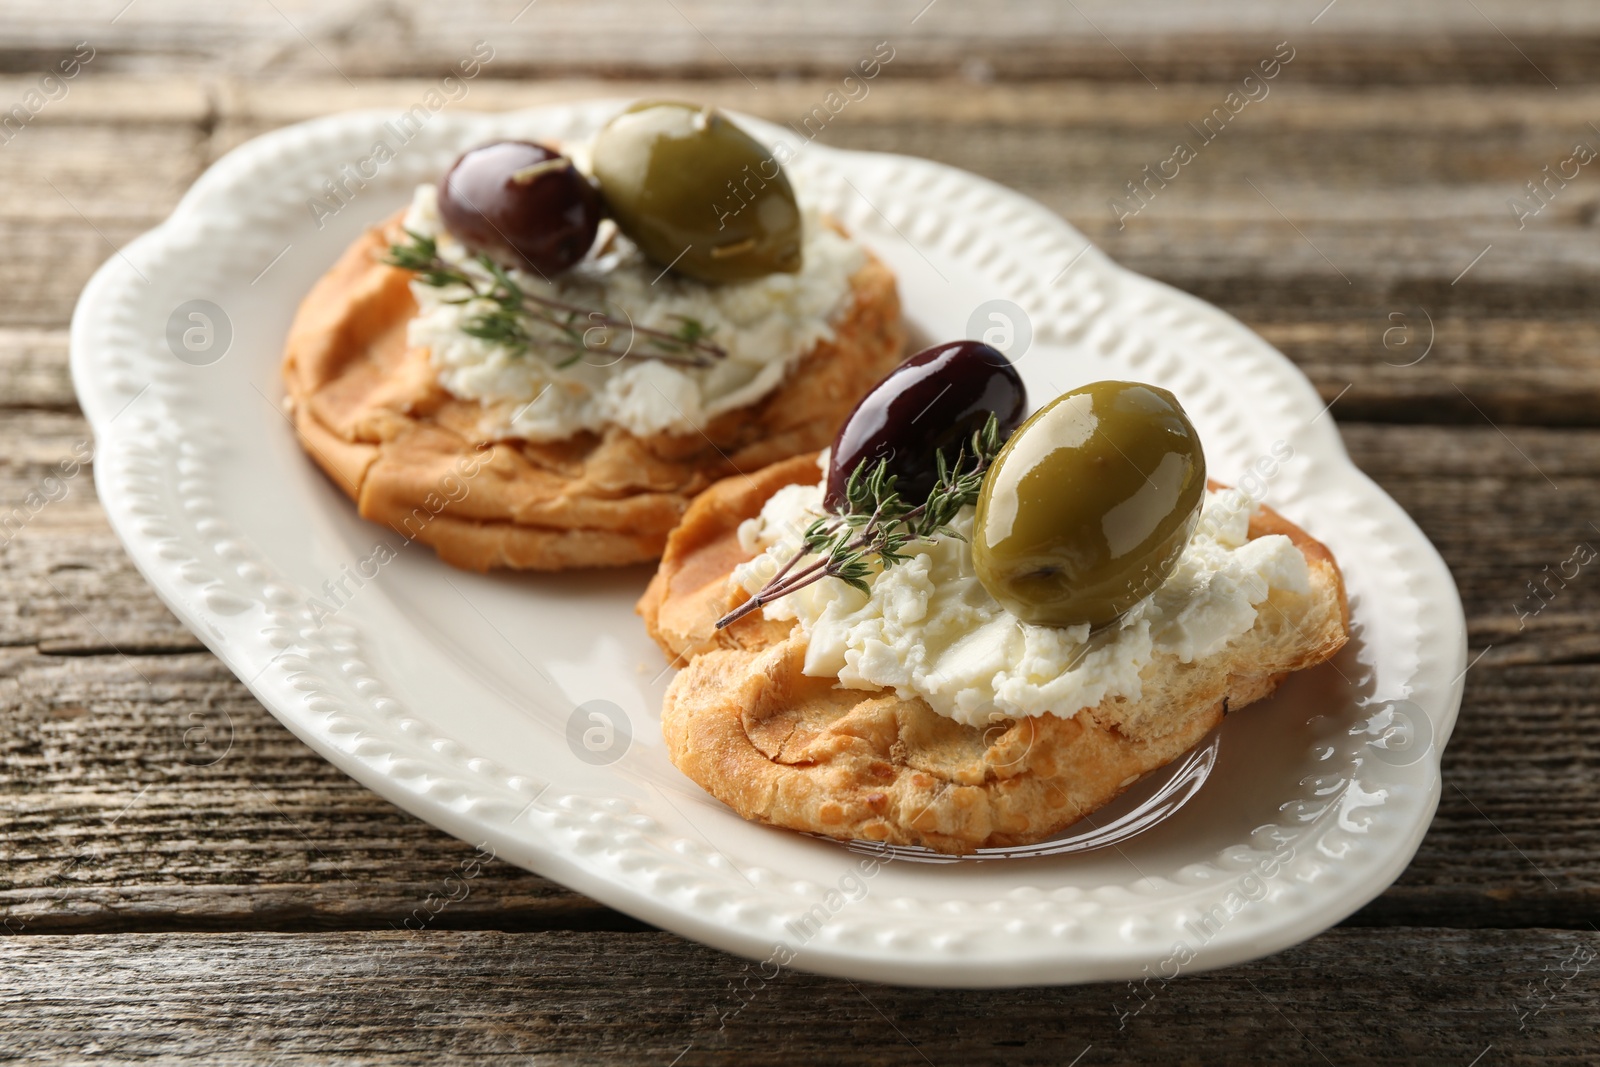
[638, 454, 1350, 854]
[282, 215, 904, 571]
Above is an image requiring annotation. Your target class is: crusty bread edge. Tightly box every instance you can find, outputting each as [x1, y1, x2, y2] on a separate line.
[640, 455, 1353, 854]
[281, 216, 903, 571]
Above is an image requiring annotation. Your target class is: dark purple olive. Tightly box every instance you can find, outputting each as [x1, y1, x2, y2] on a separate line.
[437, 141, 603, 276]
[824, 340, 1028, 511]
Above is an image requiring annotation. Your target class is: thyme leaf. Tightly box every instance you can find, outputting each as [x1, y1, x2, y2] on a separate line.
[714, 414, 1005, 630]
[383, 230, 728, 368]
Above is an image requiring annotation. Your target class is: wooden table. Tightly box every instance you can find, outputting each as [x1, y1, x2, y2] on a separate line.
[3, 2, 1598, 1062]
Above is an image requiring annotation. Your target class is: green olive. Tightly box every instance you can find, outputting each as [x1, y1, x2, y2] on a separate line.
[589, 101, 802, 283]
[972, 381, 1207, 629]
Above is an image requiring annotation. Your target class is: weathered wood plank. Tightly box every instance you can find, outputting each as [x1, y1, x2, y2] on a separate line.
[3, 75, 1587, 422]
[47, 308, 1597, 432]
[0, 220, 155, 328]
[5, 647, 1593, 933]
[4, 0, 1600, 85]
[1258, 320, 1600, 429]
[206, 77, 1600, 133]
[0, 123, 202, 224]
[0, 414, 1595, 933]
[0, 3, 1588, 1057]
[1340, 423, 1600, 628]
[2, 928, 1595, 1063]
[0, 330, 74, 410]
[2, 424, 1597, 932]
[7, 78, 1593, 227]
[5, 77, 1597, 419]
[12, 234, 1600, 425]
[0, 409, 198, 653]
[0, 647, 622, 935]
[1331, 424, 1600, 924]
[1371, 663, 1600, 928]
[0, 61, 1594, 951]
[0, 74, 207, 125]
[5, 415, 1590, 653]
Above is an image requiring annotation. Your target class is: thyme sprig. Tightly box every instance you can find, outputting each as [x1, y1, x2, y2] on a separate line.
[715, 414, 1005, 630]
[384, 230, 727, 369]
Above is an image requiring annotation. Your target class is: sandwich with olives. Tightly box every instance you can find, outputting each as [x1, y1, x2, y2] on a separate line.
[282, 102, 903, 571]
[639, 343, 1350, 854]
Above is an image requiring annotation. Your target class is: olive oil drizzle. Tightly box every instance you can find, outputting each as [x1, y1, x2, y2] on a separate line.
[715, 415, 1004, 630]
[384, 230, 728, 369]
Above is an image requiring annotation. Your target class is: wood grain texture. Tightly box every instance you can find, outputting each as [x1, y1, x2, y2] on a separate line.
[1, 425, 1596, 933]
[5, 0, 1600, 86]
[3, 928, 1597, 1064]
[0, 2, 1597, 1059]
[0, 79, 1597, 937]
[0, 330, 75, 411]
[6, 76, 1600, 420]
[0, 650, 623, 935]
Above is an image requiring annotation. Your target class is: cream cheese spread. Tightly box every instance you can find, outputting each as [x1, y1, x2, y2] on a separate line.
[731, 462, 1313, 727]
[400, 179, 865, 443]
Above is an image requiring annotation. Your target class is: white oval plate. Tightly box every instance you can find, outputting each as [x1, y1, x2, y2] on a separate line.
[71, 101, 1465, 987]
